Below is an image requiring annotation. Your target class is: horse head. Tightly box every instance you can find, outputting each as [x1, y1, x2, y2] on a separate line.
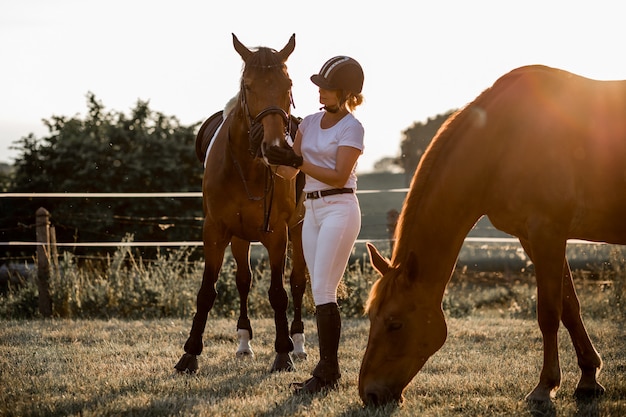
[358, 242, 448, 406]
[232, 33, 296, 164]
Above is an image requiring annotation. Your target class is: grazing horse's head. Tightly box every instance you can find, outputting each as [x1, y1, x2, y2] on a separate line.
[232, 34, 295, 163]
[358, 243, 448, 406]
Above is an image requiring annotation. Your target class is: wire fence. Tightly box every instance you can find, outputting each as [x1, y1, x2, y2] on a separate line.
[2, 190, 412, 249]
[0, 190, 603, 250]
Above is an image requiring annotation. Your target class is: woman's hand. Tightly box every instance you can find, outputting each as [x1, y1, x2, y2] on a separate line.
[266, 146, 303, 168]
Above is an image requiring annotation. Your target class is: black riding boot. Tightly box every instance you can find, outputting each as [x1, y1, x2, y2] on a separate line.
[293, 302, 341, 394]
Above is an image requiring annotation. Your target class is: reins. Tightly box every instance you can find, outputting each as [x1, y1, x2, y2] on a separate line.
[228, 78, 294, 233]
[228, 138, 275, 232]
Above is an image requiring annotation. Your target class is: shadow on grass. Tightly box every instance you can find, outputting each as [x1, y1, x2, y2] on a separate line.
[254, 387, 400, 417]
[574, 396, 602, 417]
[526, 400, 556, 417]
[526, 396, 603, 417]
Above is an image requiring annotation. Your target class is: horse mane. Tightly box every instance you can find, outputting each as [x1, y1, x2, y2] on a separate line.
[365, 110, 471, 315]
[366, 67, 532, 315]
[223, 95, 238, 116]
[391, 67, 533, 264]
[365, 269, 400, 315]
[389, 108, 471, 263]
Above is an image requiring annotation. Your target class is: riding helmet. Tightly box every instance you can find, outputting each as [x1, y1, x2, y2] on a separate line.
[310, 56, 364, 94]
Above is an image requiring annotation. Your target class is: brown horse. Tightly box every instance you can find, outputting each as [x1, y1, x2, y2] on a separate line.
[175, 34, 307, 374]
[359, 65, 626, 405]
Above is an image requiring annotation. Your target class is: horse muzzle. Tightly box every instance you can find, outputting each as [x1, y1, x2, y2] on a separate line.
[360, 382, 405, 407]
[248, 106, 290, 156]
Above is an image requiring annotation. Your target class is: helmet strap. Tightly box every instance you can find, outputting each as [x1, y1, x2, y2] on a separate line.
[322, 105, 340, 113]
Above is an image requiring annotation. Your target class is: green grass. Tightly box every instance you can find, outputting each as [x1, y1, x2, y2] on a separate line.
[1, 317, 624, 416]
[1, 228, 625, 415]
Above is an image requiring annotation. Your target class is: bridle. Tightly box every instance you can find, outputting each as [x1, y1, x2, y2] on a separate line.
[229, 74, 296, 233]
[239, 78, 296, 158]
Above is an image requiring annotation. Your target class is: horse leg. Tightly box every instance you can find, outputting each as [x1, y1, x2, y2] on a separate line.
[560, 259, 604, 398]
[520, 236, 565, 403]
[232, 237, 254, 358]
[175, 230, 229, 374]
[289, 222, 307, 360]
[266, 234, 295, 372]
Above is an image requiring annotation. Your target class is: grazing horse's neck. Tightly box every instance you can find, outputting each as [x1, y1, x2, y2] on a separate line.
[396, 192, 480, 272]
[392, 129, 487, 288]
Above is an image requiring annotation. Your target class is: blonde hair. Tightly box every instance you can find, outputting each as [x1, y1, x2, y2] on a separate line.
[343, 92, 364, 112]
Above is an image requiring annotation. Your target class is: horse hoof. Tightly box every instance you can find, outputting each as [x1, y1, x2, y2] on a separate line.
[236, 349, 255, 359]
[292, 351, 308, 360]
[292, 333, 307, 360]
[574, 383, 605, 400]
[236, 329, 254, 359]
[174, 353, 198, 374]
[270, 352, 295, 372]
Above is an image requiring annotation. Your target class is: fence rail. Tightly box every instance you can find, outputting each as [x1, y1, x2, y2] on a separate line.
[0, 190, 607, 247]
[0, 189, 412, 198]
[0, 192, 203, 198]
[1, 191, 616, 317]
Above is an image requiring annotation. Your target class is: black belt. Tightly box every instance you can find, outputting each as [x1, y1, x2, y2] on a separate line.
[306, 188, 354, 200]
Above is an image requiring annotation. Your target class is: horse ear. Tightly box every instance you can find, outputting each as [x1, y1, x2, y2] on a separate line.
[277, 33, 296, 62]
[367, 242, 390, 276]
[232, 33, 253, 62]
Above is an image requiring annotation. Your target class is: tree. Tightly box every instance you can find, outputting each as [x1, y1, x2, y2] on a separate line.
[0, 162, 11, 192]
[372, 157, 402, 173]
[1, 93, 204, 256]
[398, 110, 456, 183]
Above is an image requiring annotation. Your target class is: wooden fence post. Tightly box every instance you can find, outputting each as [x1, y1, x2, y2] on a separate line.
[36, 207, 53, 317]
[386, 208, 399, 254]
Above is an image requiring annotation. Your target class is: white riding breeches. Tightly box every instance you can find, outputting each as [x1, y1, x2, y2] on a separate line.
[302, 193, 361, 306]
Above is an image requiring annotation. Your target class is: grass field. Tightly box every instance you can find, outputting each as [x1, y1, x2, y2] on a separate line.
[1, 172, 625, 415]
[1, 315, 625, 416]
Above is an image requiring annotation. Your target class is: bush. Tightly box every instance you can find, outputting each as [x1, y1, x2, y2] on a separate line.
[2, 243, 625, 321]
[0, 277, 39, 318]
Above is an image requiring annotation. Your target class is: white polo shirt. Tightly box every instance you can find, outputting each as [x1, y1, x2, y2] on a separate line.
[299, 111, 365, 193]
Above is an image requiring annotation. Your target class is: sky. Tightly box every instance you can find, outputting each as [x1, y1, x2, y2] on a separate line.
[2, 0, 626, 174]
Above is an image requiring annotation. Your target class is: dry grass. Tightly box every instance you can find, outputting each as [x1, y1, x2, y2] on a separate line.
[1, 316, 624, 416]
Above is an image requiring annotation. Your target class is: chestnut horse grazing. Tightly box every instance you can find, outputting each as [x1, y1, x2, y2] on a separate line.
[175, 34, 307, 374]
[359, 65, 626, 405]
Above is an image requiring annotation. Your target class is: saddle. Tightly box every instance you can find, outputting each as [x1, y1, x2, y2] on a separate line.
[195, 111, 226, 163]
[195, 111, 301, 163]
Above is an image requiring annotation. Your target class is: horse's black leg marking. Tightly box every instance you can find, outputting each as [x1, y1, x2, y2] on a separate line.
[185, 267, 218, 356]
[175, 234, 227, 374]
[233, 239, 254, 339]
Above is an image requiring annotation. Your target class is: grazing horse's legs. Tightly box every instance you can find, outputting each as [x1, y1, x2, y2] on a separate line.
[289, 222, 307, 359]
[174, 227, 229, 373]
[521, 237, 605, 402]
[232, 237, 255, 358]
[559, 260, 604, 398]
[520, 236, 565, 402]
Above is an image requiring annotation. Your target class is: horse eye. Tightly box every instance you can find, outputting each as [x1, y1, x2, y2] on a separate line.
[387, 320, 403, 332]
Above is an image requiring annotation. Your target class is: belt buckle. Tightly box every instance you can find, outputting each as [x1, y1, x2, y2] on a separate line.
[307, 190, 323, 200]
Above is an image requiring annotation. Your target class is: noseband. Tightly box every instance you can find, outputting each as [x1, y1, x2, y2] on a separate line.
[248, 106, 291, 157]
[240, 80, 296, 157]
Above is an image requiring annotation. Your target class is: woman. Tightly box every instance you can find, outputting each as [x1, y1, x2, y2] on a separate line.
[266, 56, 365, 394]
